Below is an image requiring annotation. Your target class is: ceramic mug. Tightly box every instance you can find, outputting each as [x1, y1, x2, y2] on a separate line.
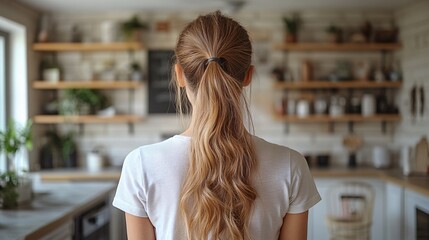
[297, 100, 310, 117]
[372, 146, 390, 168]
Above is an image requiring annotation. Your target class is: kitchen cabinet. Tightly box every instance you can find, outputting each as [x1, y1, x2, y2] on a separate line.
[404, 188, 429, 240]
[309, 178, 386, 240]
[38, 221, 73, 240]
[32, 42, 144, 132]
[273, 43, 402, 133]
[386, 182, 405, 240]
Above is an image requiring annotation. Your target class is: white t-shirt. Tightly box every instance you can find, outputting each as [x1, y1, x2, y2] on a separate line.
[113, 135, 321, 240]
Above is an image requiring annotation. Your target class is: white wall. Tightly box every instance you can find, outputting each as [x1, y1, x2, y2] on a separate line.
[39, 8, 426, 168]
[394, 0, 429, 150]
[0, 0, 40, 172]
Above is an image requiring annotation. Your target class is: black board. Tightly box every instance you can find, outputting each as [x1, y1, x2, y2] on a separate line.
[148, 50, 176, 114]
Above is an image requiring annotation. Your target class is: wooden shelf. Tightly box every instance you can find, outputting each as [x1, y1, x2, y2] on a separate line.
[274, 43, 401, 51]
[33, 81, 142, 89]
[274, 114, 401, 123]
[33, 115, 142, 124]
[274, 81, 402, 89]
[33, 42, 143, 51]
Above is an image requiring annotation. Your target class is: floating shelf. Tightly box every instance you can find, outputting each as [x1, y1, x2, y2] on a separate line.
[274, 81, 402, 90]
[33, 42, 144, 51]
[273, 114, 401, 123]
[33, 81, 142, 89]
[33, 115, 142, 124]
[274, 43, 401, 51]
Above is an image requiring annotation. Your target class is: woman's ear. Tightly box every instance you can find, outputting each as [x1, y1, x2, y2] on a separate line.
[175, 64, 186, 88]
[242, 65, 254, 87]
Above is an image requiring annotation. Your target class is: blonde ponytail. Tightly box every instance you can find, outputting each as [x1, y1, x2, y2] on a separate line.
[174, 11, 257, 240]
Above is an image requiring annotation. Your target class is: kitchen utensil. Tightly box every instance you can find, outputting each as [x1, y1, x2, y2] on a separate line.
[420, 85, 425, 117]
[301, 60, 312, 81]
[343, 135, 363, 168]
[314, 96, 328, 115]
[414, 136, 429, 174]
[316, 154, 330, 168]
[100, 21, 118, 43]
[411, 84, 417, 123]
[287, 98, 296, 115]
[330, 95, 346, 116]
[401, 146, 413, 176]
[372, 146, 390, 169]
[362, 94, 375, 116]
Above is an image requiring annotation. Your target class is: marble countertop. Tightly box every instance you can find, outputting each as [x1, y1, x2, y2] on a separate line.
[36, 166, 429, 197]
[0, 182, 115, 240]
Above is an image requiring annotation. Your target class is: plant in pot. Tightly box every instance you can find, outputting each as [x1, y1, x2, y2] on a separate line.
[40, 55, 61, 83]
[283, 14, 300, 43]
[60, 132, 78, 168]
[60, 89, 108, 115]
[121, 15, 148, 42]
[326, 25, 343, 43]
[39, 130, 78, 169]
[130, 61, 143, 81]
[0, 120, 33, 209]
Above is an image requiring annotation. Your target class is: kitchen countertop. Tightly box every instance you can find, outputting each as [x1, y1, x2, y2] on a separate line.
[35, 166, 429, 197]
[0, 182, 115, 240]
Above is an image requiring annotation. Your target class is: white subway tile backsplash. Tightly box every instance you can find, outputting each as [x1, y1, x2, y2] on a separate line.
[40, 7, 429, 167]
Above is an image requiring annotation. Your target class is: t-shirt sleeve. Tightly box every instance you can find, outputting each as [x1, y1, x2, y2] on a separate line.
[288, 150, 321, 214]
[112, 148, 149, 217]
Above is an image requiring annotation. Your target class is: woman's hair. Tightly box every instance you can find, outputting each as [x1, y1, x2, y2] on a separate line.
[174, 11, 257, 240]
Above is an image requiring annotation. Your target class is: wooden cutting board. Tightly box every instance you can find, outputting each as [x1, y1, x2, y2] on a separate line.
[415, 136, 429, 174]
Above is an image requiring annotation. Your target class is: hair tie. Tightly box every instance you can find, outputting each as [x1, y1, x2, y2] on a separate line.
[205, 57, 226, 69]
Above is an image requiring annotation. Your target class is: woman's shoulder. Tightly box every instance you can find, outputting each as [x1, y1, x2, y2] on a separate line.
[128, 135, 190, 156]
[123, 135, 190, 168]
[252, 135, 303, 158]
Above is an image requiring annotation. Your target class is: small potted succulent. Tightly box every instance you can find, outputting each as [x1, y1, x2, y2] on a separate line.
[326, 25, 343, 43]
[0, 120, 33, 208]
[130, 61, 143, 81]
[283, 14, 301, 43]
[121, 15, 148, 42]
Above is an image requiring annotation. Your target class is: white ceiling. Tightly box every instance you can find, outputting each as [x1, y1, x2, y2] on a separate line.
[17, 0, 414, 13]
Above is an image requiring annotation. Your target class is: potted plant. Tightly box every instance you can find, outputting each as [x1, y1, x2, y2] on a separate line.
[40, 131, 78, 169]
[130, 61, 143, 81]
[60, 89, 108, 115]
[283, 14, 300, 43]
[60, 132, 78, 168]
[326, 25, 343, 43]
[121, 15, 148, 42]
[0, 120, 33, 208]
[41, 55, 61, 83]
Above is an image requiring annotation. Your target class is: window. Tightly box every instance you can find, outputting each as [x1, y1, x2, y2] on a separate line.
[0, 17, 27, 172]
[0, 30, 8, 172]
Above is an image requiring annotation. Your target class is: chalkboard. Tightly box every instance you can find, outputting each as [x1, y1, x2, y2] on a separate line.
[148, 50, 176, 114]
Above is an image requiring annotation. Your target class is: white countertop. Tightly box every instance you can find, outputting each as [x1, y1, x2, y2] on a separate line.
[36, 166, 429, 197]
[0, 181, 115, 240]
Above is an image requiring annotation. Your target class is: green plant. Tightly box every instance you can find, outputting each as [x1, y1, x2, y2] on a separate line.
[0, 120, 32, 209]
[130, 62, 141, 71]
[60, 132, 77, 166]
[43, 130, 77, 168]
[283, 14, 300, 34]
[61, 89, 108, 114]
[121, 15, 148, 40]
[0, 171, 19, 209]
[326, 25, 342, 34]
[0, 120, 33, 172]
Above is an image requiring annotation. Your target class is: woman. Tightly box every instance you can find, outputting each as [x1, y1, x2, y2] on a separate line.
[113, 11, 320, 240]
